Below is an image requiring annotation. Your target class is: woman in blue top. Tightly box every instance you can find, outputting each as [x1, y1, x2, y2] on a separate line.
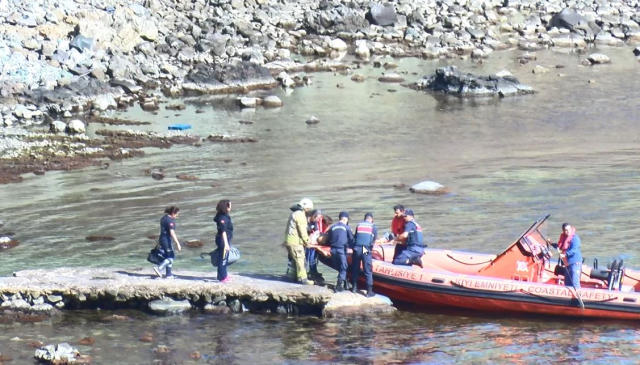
[153, 206, 182, 279]
[213, 199, 233, 283]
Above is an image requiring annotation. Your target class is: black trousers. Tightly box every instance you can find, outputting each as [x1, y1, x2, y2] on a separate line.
[351, 245, 373, 287]
[330, 247, 348, 281]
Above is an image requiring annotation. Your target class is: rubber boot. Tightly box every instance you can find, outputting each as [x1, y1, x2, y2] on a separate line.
[351, 282, 358, 294]
[366, 285, 375, 298]
[335, 280, 344, 293]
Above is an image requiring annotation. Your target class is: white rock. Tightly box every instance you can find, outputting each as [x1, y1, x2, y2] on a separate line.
[50, 120, 67, 133]
[238, 97, 259, 108]
[409, 181, 449, 195]
[262, 95, 283, 107]
[588, 53, 611, 64]
[67, 120, 86, 134]
[91, 95, 117, 111]
[495, 69, 513, 77]
[329, 38, 348, 51]
[532, 65, 549, 74]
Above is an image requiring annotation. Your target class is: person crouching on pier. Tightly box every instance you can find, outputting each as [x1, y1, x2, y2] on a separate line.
[214, 199, 234, 283]
[153, 206, 182, 279]
[328, 211, 354, 292]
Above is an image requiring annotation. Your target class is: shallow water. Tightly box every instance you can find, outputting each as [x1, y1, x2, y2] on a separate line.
[2, 47, 640, 362]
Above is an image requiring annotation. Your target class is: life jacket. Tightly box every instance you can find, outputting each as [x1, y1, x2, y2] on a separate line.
[557, 227, 575, 251]
[354, 221, 376, 248]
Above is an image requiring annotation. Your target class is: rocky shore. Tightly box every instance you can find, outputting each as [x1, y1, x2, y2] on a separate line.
[0, 267, 395, 318]
[1, 0, 640, 182]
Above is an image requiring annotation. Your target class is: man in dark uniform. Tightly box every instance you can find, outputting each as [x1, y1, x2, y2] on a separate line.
[351, 212, 377, 297]
[392, 209, 425, 267]
[328, 211, 353, 292]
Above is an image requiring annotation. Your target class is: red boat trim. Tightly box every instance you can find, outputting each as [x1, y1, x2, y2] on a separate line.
[370, 273, 640, 315]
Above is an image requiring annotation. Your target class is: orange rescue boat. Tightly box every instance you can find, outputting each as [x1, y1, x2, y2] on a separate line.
[316, 214, 640, 320]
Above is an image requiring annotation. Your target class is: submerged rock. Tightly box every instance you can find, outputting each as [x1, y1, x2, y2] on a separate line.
[412, 66, 534, 97]
[34, 343, 87, 364]
[148, 299, 192, 314]
[0, 236, 19, 250]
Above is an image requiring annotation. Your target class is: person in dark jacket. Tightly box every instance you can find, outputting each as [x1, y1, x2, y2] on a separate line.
[153, 206, 182, 279]
[213, 199, 233, 283]
[553, 223, 583, 289]
[328, 211, 354, 292]
[392, 209, 424, 267]
[351, 212, 377, 297]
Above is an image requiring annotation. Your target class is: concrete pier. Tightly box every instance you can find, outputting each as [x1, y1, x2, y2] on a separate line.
[0, 267, 395, 318]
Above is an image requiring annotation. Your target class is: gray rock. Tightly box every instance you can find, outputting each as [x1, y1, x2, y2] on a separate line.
[108, 57, 137, 79]
[306, 116, 320, 125]
[148, 298, 192, 314]
[197, 33, 230, 56]
[9, 12, 37, 27]
[1, 298, 31, 310]
[549, 9, 600, 40]
[183, 62, 277, 94]
[634, 47, 640, 57]
[366, 3, 398, 26]
[92, 95, 117, 111]
[111, 79, 142, 93]
[31, 303, 56, 312]
[413, 66, 534, 97]
[41, 41, 57, 57]
[70, 35, 97, 52]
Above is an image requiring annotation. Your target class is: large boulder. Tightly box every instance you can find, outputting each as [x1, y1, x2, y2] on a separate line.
[304, 5, 369, 34]
[366, 3, 398, 26]
[412, 66, 534, 97]
[549, 9, 600, 40]
[183, 61, 277, 94]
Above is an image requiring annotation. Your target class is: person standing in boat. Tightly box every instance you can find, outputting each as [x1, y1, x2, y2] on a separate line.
[351, 212, 377, 297]
[390, 205, 407, 261]
[213, 199, 234, 283]
[328, 211, 354, 292]
[392, 209, 425, 267]
[284, 198, 315, 285]
[153, 206, 182, 279]
[554, 223, 583, 289]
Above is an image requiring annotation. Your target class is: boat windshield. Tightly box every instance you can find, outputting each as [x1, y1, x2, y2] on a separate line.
[516, 214, 550, 256]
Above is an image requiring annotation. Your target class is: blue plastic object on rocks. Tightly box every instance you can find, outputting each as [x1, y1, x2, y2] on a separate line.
[168, 124, 192, 130]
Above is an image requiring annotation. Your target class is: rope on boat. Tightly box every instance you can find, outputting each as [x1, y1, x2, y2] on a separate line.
[624, 272, 640, 282]
[446, 254, 493, 266]
[568, 286, 585, 310]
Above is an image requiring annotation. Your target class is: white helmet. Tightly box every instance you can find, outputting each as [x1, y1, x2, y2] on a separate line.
[299, 198, 314, 211]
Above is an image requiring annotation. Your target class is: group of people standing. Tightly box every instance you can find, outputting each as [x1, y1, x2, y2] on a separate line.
[152, 200, 234, 283]
[150, 199, 584, 294]
[283, 199, 427, 297]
